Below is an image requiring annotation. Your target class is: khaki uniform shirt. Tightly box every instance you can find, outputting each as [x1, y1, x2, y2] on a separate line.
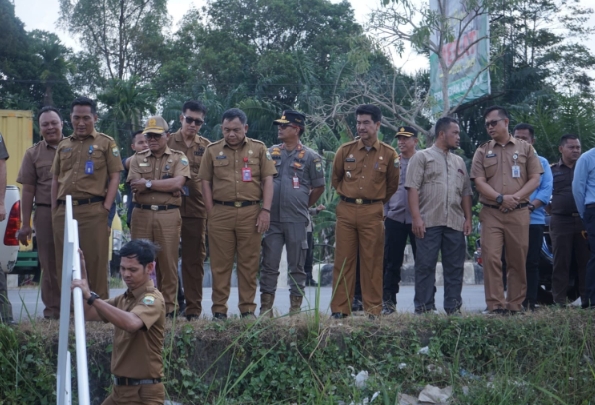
[167, 130, 211, 218]
[405, 145, 472, 232]
[127, 147, 191, 206]
[550, 159, 579, 215]
[103, 279, 165, 379]
[16, 140, 59, 205]
[51, 130, 124, 200]
[270, 143, 325, 223]
[470, 136, 543, 205]
[332, 138, 400, 203]
[384, 154, 413, 224]
[198, 137, 277, 202]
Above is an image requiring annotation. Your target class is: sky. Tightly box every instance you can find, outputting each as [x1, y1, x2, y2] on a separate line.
[11, 0, 595, 74]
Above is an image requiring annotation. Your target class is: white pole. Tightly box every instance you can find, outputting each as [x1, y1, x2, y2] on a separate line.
[72, 220, 90, 405]
[65, 351, 71, 405]
[57, 196, 74, 405]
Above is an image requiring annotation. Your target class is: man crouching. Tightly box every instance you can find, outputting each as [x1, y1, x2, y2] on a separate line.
[72, 239, 165, 405]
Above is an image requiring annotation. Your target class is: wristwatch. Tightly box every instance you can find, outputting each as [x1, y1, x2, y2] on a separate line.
[87, 291, 100, 306]
[146, 180, 152, 189]
[496, 194, 504, 205]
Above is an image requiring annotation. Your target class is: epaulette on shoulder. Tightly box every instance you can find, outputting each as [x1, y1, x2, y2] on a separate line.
[170, 149, 184, 154]
[345, 139, 359, 146]
[207, 139, 224, 147]
[98, 132, 115, 141]
[250, 138, 266, 146]
[137, 149, 151, 155]
[379, 140, 396, 150]
[550, 162, 556, 167]
[478, 140, 491, 148]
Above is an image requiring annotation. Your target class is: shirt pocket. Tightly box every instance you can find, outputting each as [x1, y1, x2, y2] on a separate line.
[91, 149, 106, 170]
[36, 164, 53, 182]
[374, 162, 388, 183]
[214, 158, 230, 176]
[343, 162, 357, 181]
[247, 157, 260, 178]
[138, 165, 153, 180]
[483, 158, 498, 179]
[59, 150, 73, 171]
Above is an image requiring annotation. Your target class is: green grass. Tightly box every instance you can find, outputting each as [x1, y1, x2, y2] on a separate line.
[1, 307, 595, 404]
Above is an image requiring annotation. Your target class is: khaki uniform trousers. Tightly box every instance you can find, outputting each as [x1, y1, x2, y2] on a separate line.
[331, 201, 384, 316]
[101, 383, 164, 405]
[181, 217, 207, 316]
[207, 204, 261, 314]
[53, 202, 109, 299]
[480, 206, 530, 311]
[550, 215, 589, 305]
[131, 208, 181, 314]
[35, 206, 60, 318]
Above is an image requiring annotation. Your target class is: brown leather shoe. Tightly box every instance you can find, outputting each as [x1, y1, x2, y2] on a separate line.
[289, 295, 303, 316]
[259, 293, 275, 318]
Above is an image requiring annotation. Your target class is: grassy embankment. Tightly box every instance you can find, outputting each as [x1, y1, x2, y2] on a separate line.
[1, 306, 594, 405]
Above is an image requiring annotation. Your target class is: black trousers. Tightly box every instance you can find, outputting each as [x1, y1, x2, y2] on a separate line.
[382, 218, 417, 305]
[584, 206, 595, 307]
[524, 224, 544, 307]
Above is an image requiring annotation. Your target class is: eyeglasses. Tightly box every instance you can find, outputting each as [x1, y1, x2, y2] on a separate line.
[278, 124, 297, 129]
[145, 133, 164, 140]
[485, 119, 504, 129]
[184, 116, 205, 126]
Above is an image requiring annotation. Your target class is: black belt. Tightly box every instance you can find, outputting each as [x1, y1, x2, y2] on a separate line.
[135, 204, 179, 211]
[213, 200, 260, 208]
[340, 196, 381, 205]
[113, 376, 162, 386]
[58, 196, 104, 206]
[35, 203, 51, 207]
[586, 203, 595, 209]
[552, 212, 581, 217]
[482, 203, 530, 210]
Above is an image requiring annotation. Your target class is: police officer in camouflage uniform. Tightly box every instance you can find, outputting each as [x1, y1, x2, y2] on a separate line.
[259, 111, 325, 317]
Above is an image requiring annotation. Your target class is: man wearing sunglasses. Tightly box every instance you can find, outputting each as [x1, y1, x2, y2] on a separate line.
[198, 108, 277, 320]
[259, 110, 325, 317]
[166, 100, 211, 321]
[128, 116, 191, 317]
[471, 106, 542, 315]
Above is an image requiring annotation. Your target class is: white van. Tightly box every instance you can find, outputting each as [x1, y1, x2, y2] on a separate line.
[0, 185, 20, 273]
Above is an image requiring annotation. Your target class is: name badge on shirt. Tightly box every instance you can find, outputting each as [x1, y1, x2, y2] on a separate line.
[345, 158, 356, 162]
[512, 165, 520, 178]
[85, 160, 94, 174]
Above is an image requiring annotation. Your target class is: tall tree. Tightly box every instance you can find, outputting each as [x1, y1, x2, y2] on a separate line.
[58, 0, 169, 82]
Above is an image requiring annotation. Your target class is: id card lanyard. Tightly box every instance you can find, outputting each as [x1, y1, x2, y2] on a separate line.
[85, 145, 94, 174]
[512, 151, 520, 178]
[242, 157, 252, 182]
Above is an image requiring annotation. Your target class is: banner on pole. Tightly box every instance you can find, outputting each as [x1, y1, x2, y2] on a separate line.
[429, 0, 490, 115]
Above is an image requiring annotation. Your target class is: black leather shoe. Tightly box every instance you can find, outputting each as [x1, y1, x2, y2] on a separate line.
[240, 311, 256, 319]
[331, 312, 348, 319]
[351, 298, 363, 312]
[306, 278, 318, 287]
[381, 302, 396, 315]
[212, 312, 227, 321]
[186, 314, 199, 321]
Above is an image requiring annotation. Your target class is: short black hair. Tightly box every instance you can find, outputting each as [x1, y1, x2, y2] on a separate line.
[71, 96, 97, 115]
[37, 106, 62, 122]
[120, 239, 157, 267]
[221, 108, 247, 125]
[131, 129, 144, 144]
[435, 117, 459, 138]
[182, 100, 207, 115]
[356, 104, 382, 123]
[559, 134, 579, 147]
[483, 105, 510, 120]
[513, 123, 535, 139]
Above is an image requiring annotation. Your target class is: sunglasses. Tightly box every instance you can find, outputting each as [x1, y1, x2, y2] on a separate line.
[184, 116, 205, 126]
[485, 118, 504, 128]
[145, 133, 164, 140]
[278, 123, 298, 129]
